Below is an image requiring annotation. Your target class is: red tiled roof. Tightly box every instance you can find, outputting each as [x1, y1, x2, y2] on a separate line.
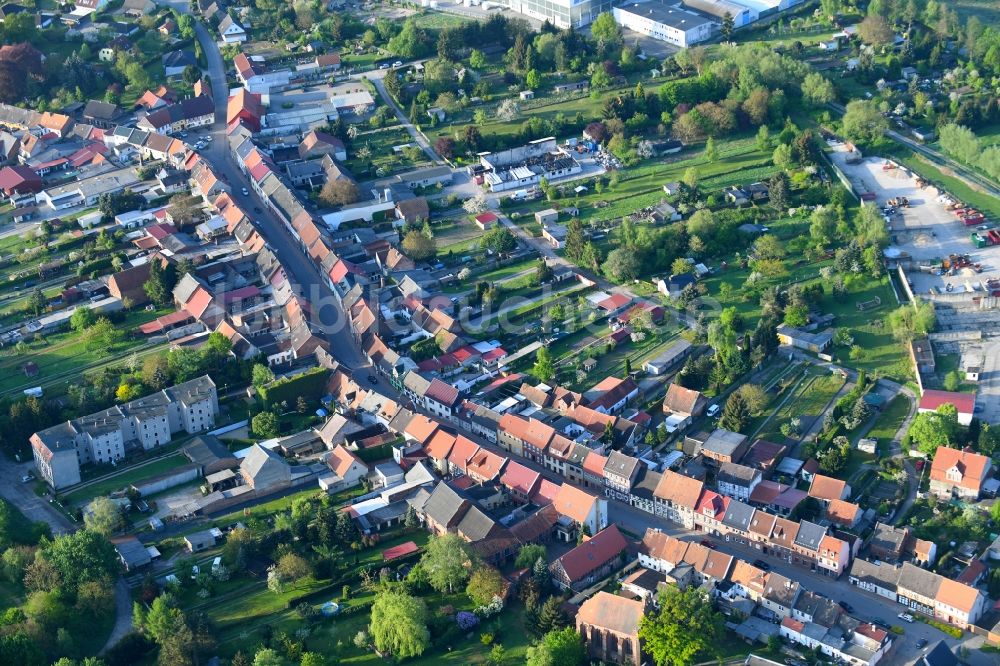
[500, 461, 541, 496]
[425, 377, 460, 407]
[583, 451, 608, 475]
[808, 474, 847, 501]
[919, 389, 975, 415]
[531, 478, 560, 506]
[554, 525, 626, 583]
[597, 293, 632, 311]
[382, 541, 418, 561]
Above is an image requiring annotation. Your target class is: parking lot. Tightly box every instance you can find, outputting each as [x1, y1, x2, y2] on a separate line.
[829, 142, 1000, 295]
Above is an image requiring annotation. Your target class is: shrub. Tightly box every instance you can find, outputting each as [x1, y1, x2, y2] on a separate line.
[456, 611, 479, 630]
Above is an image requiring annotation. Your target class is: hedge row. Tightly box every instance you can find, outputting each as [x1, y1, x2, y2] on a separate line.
[258, 367, 330, 407]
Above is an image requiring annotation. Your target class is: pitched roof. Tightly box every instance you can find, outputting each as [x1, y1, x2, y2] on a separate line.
[466, 448, 506, 481]
[793, 520, 827, 551]
[424, 430, 455, 460]
[403, 414, 440, 445]
[653, 470, 704, 509]
[422, 481, 470, 529]
[425, 377, 460, 407]
[553, 483, 599, 524]
[327, 444, 365, 478]
[930, 446, 991, 491]
[500, 461, 541, 496]
[919, 389, 975, 414]
[604, 450, 640, 482]
[583, 451, 608, 476]
[936, 575, 982, 613]
[576, 591, 643, 636]
[662, 383, 704, 415]
[825, 498, 861, 525]
[446, 435, 480, 472]
[808, 474, 847, 501]
[553, 525, 627, 582]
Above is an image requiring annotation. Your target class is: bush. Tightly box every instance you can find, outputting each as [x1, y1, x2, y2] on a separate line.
[916, 614, 963, 639]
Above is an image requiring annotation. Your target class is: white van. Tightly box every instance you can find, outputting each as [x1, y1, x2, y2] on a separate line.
[212, 557, 222, 573]
[706, 404, 720, 417]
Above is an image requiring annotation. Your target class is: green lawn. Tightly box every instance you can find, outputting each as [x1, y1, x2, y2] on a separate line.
[345, 126, 433, 179]
[757, 367, 845, 444]
[865, 394, 911, 448]
[506, 137, 776, 227]
[0, 307, 171, 395]
[62, 452, 192, 506]
[409, 10, 475, 30]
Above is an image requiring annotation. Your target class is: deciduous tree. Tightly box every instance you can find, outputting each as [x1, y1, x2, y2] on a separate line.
[369, 588, 430, 658]
[639, 585, 723, 666]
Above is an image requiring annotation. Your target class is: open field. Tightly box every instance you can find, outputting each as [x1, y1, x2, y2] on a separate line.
[0, 307, 171, 395]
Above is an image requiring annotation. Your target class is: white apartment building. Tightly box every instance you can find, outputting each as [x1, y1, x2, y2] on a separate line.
[31, 376, 219, 489]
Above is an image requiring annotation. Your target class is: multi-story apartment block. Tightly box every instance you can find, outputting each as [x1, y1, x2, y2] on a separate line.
[31, 376, 218, 488]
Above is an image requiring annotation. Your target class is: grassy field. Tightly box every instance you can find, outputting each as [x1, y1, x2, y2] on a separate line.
[62, 452, 191, 506]
[0, 307, 171, 395]
[346, 126, 433, 179]
[409, 10, 475, 30]
[434, 218, 485, 255]
[757, 367, 845, 444]
[503, 137, 776, 228]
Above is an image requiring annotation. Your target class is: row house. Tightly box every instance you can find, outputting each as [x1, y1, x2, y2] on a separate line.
[780, 617, 891, 666]
[628, 465, 662, 515]
[552, 482, 607, 539]
[582, 451, 607, 490]
[716, 461, 761, 502]
[499, 461, 541, 503]
[653, 470, 704, 528]
[693, 489, 729, 536]
[456, 401, 501, 444]
[851, 560, 987, 628]
[542, 433, 575, 477]
[636, 529, 733, 589]
[497, 413, 554, 461]
[465, 448, 507, 484]
[447, 435, 481, 477]
[603, 450, 640, 502]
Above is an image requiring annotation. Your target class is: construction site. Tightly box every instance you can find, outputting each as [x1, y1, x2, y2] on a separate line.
[827, 141, 1000, 424]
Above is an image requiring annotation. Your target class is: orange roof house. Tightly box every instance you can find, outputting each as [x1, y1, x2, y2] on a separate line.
[807, 474, 850, 502]
[929, 446, 992, 499]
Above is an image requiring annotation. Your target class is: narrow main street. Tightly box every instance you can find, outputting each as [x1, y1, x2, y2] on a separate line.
[193, 21, 365, 370]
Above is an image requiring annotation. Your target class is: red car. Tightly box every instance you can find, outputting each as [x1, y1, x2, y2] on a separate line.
[700, 539, 717, 549]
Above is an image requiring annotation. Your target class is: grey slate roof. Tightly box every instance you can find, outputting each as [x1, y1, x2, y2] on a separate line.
[421, 481, 470, 529]
[793, 520, 827, 551]
[848, 558, 901, 592]
[899, 561, 943, 600]
[456, 505, 498, 542]
[604, 450, 640, 482]
[718, 461, 760, 486]
[721, 499, 756, 532]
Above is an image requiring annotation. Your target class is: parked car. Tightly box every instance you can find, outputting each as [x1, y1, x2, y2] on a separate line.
[20, 473, 34, 483]
[915, 639, 927, 649]
[898, 612, 914, 623]
[838, 600, 853, 613]
[700, 539, 717, 549]
[752, 559, 770, 571]
[392, 60, 403, 68]
[706, 404, 720, 417]
[378, 62, 390, 69]
[241, 187, 249, 196]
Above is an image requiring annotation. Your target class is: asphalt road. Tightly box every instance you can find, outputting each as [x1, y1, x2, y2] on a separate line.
[192, 22, 365, 370]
